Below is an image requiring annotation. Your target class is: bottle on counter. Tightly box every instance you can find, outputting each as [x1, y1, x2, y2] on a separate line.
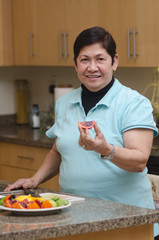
[31, 104, 40, 129]
[15, 79, 29, 125]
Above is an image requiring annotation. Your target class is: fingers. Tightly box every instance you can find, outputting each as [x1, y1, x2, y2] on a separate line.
[4, 178, 33, 191]
[94, 122, 102, 135]
[78, 125, 90, 148]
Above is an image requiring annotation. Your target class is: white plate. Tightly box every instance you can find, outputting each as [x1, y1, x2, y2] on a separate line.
[40, 192, 85, 202]
[0, 201, 71, 215]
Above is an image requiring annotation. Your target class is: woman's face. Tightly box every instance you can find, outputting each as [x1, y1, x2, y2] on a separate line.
[74, 43, 118, 92]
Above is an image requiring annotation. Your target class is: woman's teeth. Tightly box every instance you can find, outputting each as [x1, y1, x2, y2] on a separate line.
[87, 75, 100, 78]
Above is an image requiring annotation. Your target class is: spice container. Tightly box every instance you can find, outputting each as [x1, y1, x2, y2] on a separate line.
[15, 79, 29, 125]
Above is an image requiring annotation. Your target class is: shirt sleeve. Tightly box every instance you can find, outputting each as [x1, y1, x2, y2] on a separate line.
[121, 95, 158, 137]
[46, 99, 60, 139]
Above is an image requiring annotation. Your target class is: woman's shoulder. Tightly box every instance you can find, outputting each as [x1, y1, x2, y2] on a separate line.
[115, 79, 150, 103]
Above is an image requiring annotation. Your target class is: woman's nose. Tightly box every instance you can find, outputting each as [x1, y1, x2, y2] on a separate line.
[88, 60, 98, 71]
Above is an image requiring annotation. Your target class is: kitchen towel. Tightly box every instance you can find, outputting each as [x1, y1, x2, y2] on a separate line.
[54, 86, 74, 103]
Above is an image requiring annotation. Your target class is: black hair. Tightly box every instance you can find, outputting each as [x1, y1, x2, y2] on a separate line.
[73, 26, 117, 65]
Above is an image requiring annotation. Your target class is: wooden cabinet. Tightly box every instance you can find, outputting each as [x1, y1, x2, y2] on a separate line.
[12, 0, 36, 65]
[12, 0, 99, 66]
[12, 0, 159, 67]
[0, 0, 13, 66]
[99, 0, 159, 67]
[0, 143, 59, 191]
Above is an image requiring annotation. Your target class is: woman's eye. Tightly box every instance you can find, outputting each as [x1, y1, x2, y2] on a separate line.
[81, 58, 88, 62]
[98, 58, 105, 61]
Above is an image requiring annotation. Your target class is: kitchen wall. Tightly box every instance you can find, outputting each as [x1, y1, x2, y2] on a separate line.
[0, 66, 156, 115]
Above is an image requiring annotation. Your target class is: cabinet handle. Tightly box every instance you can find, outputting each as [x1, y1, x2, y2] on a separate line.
[29, 32, 35, 59]
[64, 31, 69, 59]
[133, 28, 139, 59]
[17, 155, 34, 161]
[127, 28, 132, 59]
[59, 32, 62, 59]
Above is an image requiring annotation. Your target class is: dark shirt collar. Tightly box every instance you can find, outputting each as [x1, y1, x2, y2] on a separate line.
[81, 77, 114, 115]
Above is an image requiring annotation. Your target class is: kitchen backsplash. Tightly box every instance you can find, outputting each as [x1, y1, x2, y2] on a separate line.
[0, 114, 16, 126]
[0, 66, 156, 116]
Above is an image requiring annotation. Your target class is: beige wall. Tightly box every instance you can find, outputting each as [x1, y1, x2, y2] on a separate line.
[0, 66, 156, 115]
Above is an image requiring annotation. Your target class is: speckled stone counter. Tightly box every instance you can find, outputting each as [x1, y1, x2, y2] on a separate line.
[1, 125, 159, 154]
[0, 180, 159, 240]
[0, 125, 53, 149]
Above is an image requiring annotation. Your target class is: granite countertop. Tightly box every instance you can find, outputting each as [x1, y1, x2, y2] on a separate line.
[1, 125, 159, 155]
[0, 125, 53, 149]
[0, 180, 159, 240]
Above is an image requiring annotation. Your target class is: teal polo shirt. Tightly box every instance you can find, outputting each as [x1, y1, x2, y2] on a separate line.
[46, 79, 158, 235]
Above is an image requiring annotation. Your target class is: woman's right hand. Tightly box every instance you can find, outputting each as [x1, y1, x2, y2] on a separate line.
[4, 177, 38, 191]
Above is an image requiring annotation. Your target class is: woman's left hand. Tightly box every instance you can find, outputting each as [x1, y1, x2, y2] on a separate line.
[78, 122, 112, 155]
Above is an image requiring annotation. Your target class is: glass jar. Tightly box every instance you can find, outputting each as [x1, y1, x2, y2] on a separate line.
[15, 79, 29, 125]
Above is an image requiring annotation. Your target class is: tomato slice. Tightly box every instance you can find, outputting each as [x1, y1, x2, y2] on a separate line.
[78, 121, 95, 129]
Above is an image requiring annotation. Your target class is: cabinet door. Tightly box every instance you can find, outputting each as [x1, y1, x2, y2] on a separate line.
[132, 0, 159, 67]
[0, 143, 60, 191]
[12, 0, 66, 66]
[12, 0, 37, 65]
[0, 0, 13, 66]
[35, 0, 67, 66]
[99, 0, 159, 67]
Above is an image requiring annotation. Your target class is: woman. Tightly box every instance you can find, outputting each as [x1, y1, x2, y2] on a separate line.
[5, 26, 158, 238]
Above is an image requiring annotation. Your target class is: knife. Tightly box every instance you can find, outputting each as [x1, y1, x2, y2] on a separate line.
[0, 189, 40, 196]
[0, 189, 25, 195]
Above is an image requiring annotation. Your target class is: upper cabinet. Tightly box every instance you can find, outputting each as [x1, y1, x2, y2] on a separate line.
[12, 0, 99, 66]
[12, 0, 36, 65]
[12, 0, 159, 67]
[99, 0, 159, 67]
[0, 0, 13, 66]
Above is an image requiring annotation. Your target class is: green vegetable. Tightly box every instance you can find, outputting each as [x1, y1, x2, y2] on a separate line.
[49, 199, 57, 207]
[51, 196, 60, 201]
[56, 199, 69, 206]
[0, 197, 5, 205]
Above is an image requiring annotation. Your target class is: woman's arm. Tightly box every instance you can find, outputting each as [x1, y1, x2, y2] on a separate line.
[78, 123, 153, 172]
[111, 128, 153, 172]
[5, 140, 61, 191]
[32, 141, 61, 184]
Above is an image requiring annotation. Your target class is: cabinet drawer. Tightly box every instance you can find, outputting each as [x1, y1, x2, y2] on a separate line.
[0, 165, 59, 191]
[0, 165, 35, 182]
[0, 143, 50, 170]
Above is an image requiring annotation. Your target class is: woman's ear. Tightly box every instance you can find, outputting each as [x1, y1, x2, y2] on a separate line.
[74, 57, 78, 72]
[112, 54, 119, 71]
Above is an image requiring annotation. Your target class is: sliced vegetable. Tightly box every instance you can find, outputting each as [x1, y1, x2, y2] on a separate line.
[56, 199, 69, 206]
[0, 197, 5, 205]
[78, 121, 95, 129]
[41, 200, 53, 208]
[28, 201, 40, 209]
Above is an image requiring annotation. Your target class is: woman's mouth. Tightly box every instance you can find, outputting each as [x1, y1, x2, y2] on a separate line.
[86, 75, 101, 78]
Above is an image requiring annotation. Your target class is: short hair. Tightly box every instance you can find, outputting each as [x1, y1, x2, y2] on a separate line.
[73, 26, 117, 65]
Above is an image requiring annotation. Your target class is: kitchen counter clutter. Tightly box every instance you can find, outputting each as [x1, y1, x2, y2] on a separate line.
[0, 125, 53, 149]
[0, 180, 159, 240]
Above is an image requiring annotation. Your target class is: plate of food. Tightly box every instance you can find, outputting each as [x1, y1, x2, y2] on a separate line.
[0, 193, 71, 215]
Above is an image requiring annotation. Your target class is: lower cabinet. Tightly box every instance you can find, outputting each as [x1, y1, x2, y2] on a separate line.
[0, 142, 59, 191]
